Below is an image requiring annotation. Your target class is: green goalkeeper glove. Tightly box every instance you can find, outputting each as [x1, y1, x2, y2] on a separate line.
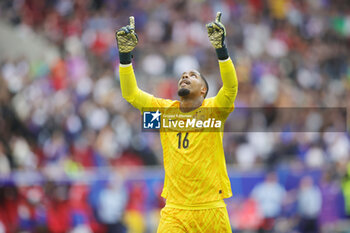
[116, 16, 138, 64]
[206, 12, 229, 60]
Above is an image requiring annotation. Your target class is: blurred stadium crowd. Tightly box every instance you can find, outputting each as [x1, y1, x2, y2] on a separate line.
[0, 0, 350, 232]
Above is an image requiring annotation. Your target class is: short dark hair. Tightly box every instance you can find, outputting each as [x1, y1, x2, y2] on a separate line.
[200, 74, 209, 98]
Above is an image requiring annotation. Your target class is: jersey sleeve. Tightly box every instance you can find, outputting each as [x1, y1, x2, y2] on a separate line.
[213, 58, 238, 110]
[119, 64, 175, 111]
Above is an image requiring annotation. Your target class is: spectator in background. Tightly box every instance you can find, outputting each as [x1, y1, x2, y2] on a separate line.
[46, 183, 71, 233]
[0, 142, 10, 176]
[69, 183, 104, 233]
[341, 163, 350, 216]
[297, 176, 322, 233]
[319, 170, 341, 233]
[0, 185, 20, 233]
[251, 172, 286, 233]
[17, 185, 47, 232]
[124, 181, 148, 233]
[97, 174, 127, 233]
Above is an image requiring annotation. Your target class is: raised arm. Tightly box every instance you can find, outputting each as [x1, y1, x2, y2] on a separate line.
[206, 12, 238, 108]
[116, 16, 153, 110]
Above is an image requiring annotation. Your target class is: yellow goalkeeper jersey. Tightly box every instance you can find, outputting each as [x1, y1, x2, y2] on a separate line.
[119, 58, 238, 206]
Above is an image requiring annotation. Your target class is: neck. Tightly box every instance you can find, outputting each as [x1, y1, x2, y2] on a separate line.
[179, 96, 204, 112]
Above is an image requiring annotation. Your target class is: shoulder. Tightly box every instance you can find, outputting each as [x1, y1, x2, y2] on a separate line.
[202, 97, 215, 107]
[203, 97, 234, 116]
[152, 97, 178, 108]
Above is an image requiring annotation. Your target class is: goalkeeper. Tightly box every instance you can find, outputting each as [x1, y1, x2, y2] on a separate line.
[117, 12, 238, 233]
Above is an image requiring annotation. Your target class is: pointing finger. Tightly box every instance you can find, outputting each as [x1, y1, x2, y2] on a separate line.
[129, 16, 135, 29]
[215, 12, 222, 23]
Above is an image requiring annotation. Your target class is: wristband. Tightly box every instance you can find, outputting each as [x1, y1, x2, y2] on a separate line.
[215, 46, 229, 60]
[119, 52, 132, 64]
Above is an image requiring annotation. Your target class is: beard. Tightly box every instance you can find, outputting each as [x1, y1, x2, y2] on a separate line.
[178, 88, 190, 97]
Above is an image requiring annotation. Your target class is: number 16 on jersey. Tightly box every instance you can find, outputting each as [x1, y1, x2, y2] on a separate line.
[177, 132, 189, 149]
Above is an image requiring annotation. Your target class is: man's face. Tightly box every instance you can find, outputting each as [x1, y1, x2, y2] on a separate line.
[177, 70, 206, 98]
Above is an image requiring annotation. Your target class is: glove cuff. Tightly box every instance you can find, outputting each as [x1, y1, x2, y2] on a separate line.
[215, 46, 229, 60]
[119, 52, 132, 64]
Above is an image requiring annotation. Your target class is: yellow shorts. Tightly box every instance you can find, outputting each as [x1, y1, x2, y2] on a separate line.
[157, 200, 232, 233]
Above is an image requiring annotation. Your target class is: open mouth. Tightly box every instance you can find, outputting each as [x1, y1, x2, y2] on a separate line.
[180, 80, 191, 86]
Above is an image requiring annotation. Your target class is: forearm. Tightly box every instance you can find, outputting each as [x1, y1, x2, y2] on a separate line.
[214, 57, 238, 107]
[119, 63, 138, 102]
[213, 37, 237, 95]
[119, 64, 153, 109]
[219, 57, 238, 94]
